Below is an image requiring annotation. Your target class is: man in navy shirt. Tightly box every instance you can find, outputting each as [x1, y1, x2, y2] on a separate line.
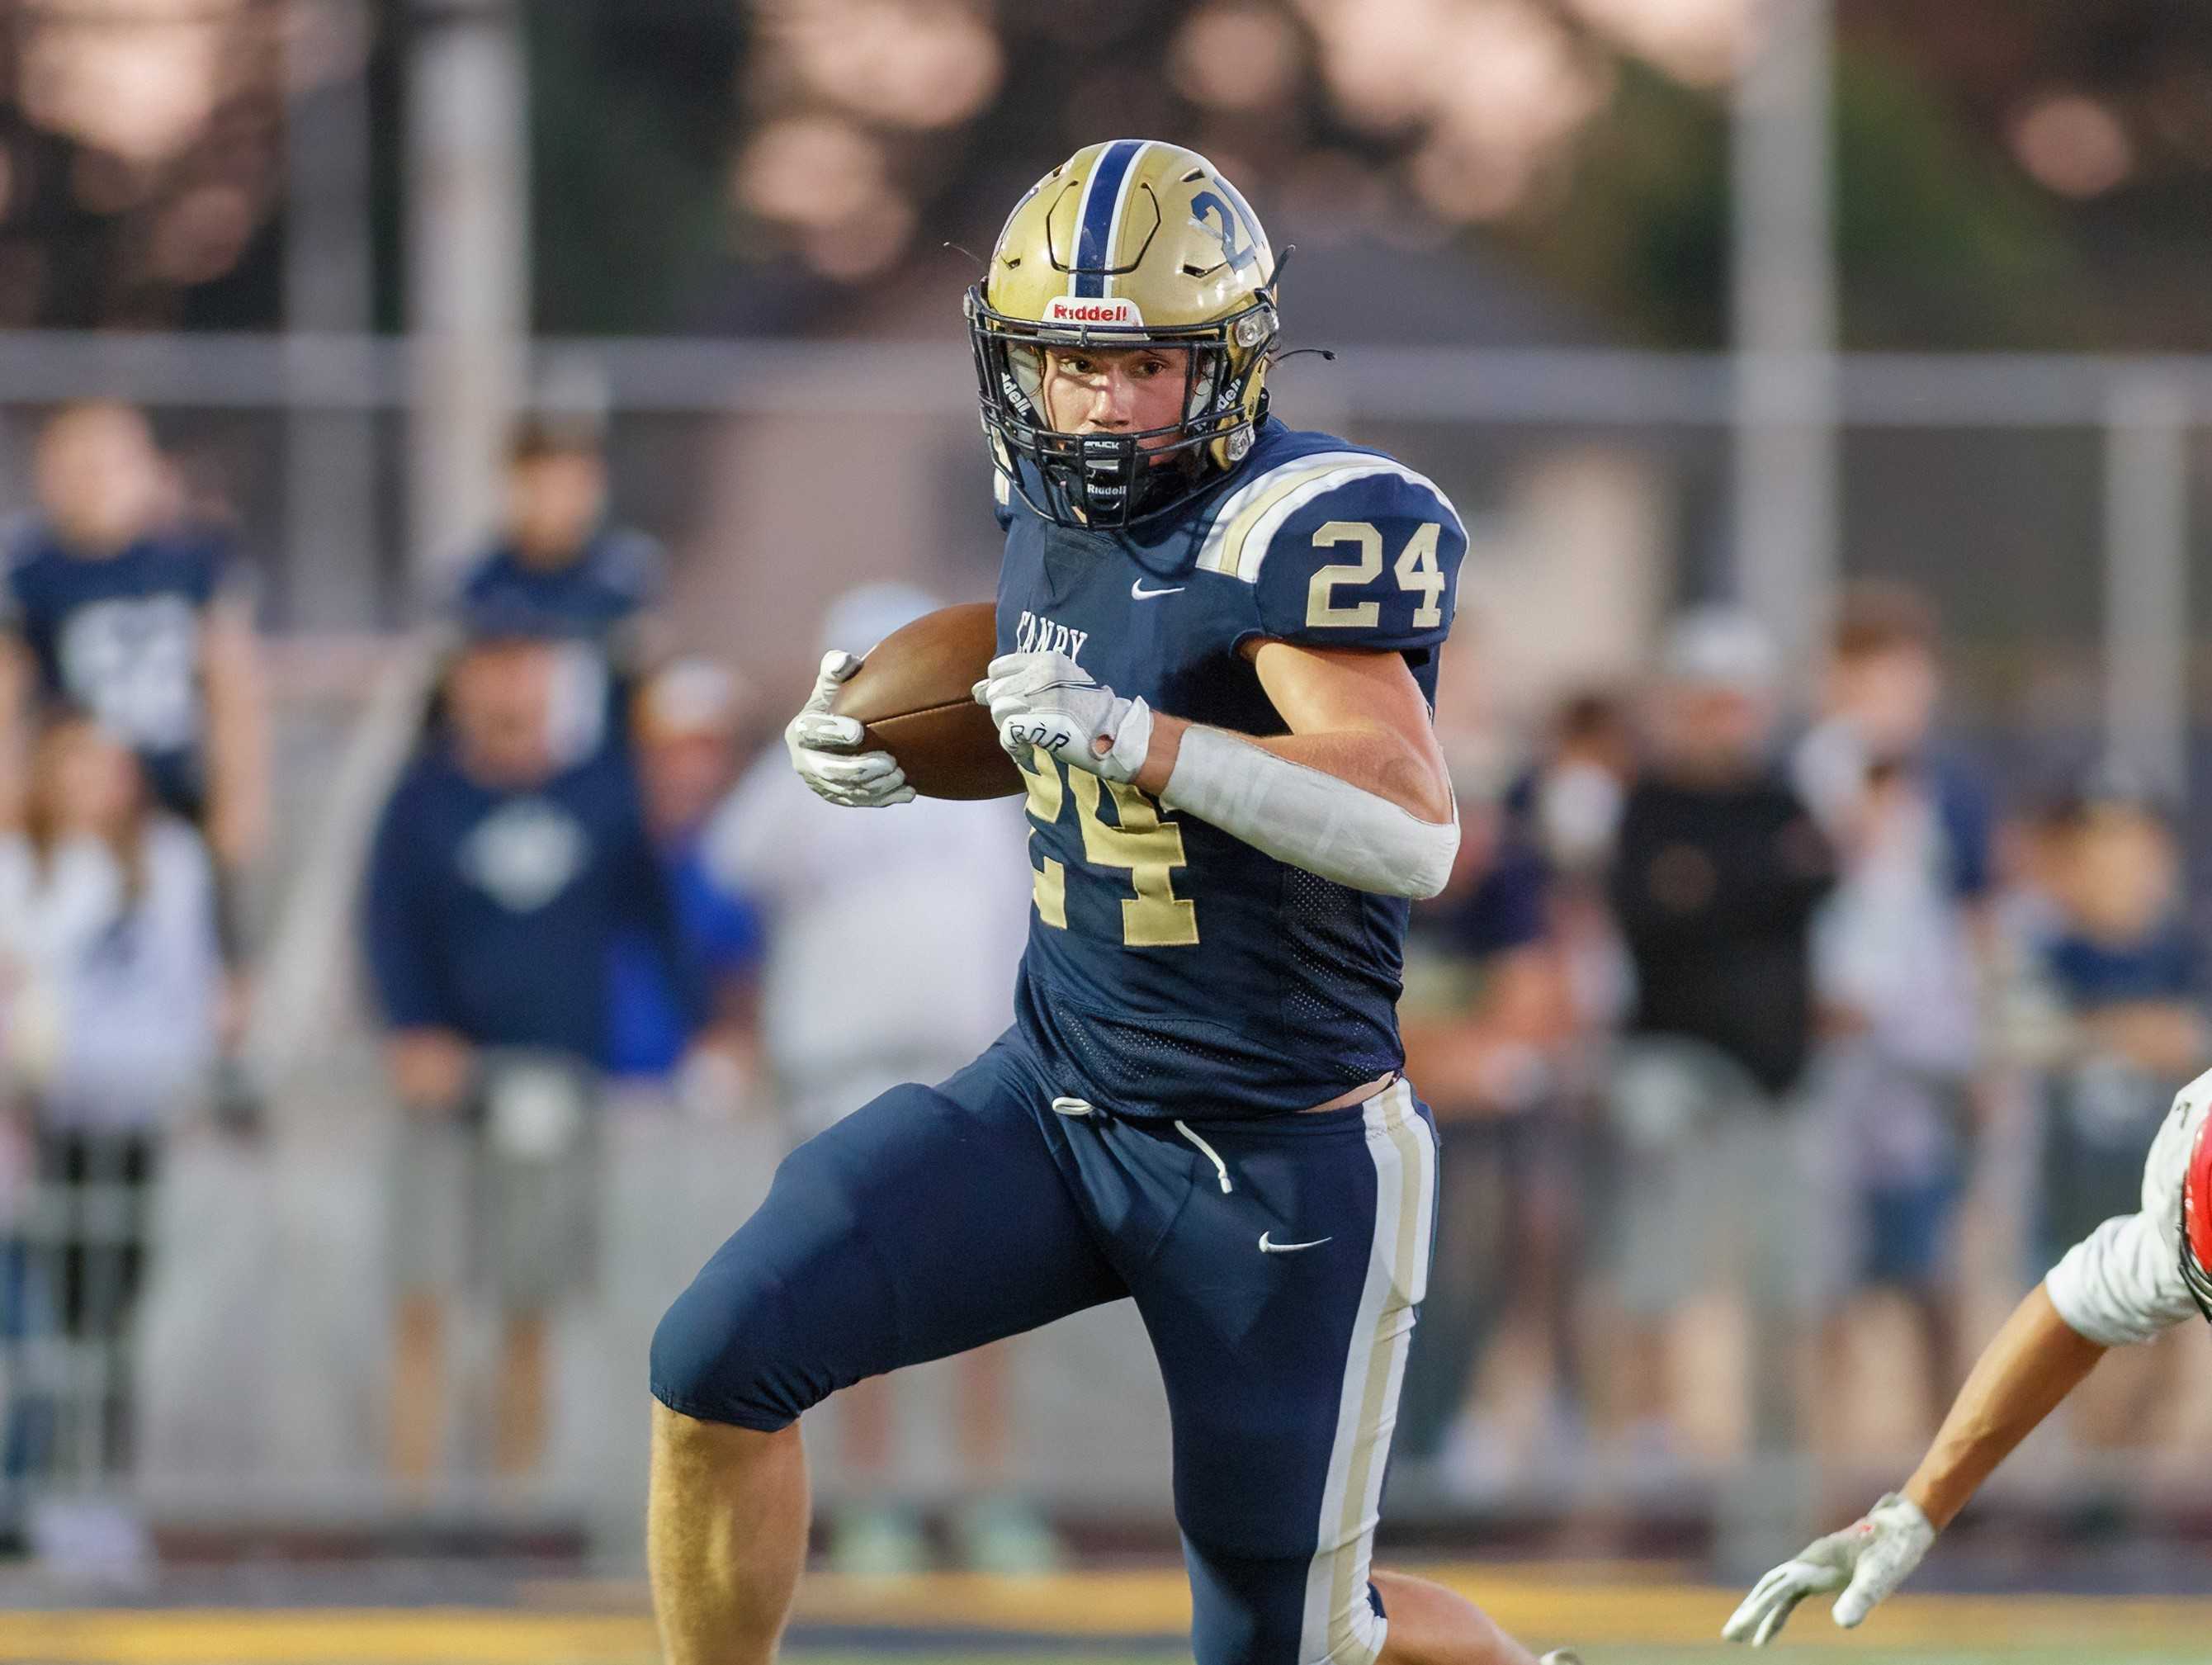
[0, 401, 270, 913]
[365, 633, 698, 1483]
[451, 419, 664, 765]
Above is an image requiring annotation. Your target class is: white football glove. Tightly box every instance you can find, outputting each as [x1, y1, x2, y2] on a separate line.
[784, 650, 914, 809]
[1722, 1492, 1936, 1647]
[974, 651, 1153, 783]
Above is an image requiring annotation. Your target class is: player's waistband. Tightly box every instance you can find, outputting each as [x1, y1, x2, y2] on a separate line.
[1038, 1071, 1411, 1135]
[1042, 1075, 1420, 1197]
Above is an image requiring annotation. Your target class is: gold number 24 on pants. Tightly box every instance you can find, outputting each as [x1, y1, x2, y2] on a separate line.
[1019, 746, 1200, 948]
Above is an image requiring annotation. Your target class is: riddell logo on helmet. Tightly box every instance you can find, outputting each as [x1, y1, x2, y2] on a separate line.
[1043, 296, 1144, 327]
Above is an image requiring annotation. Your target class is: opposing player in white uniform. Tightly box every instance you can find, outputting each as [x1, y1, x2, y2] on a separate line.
[1725, 1066, 2212, 1645]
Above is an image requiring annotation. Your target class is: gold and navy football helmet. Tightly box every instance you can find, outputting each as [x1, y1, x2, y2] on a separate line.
[967, 140, 1281, 530]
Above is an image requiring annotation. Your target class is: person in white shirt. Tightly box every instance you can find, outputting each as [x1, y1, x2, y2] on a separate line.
[706, 584, 1052, 1577]
[0, 712, 220, 1493]
[0, 712, 221, 1133]
[1725, 1065, 2212, 1646]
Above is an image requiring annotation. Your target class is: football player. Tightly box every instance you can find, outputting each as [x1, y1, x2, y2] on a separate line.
[650, 142, 1578, 1665]
[1724, 1066, 2212, 1646]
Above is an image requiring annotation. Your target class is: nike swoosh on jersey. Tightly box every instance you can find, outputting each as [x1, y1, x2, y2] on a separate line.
[1131, 579, 1186, 599]
[1259, 1231, 1332, 1254]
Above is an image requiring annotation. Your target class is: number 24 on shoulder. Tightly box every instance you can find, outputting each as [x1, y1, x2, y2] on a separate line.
[1306, 520, 1447, 630]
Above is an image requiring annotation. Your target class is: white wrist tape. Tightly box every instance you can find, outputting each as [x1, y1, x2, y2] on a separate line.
[1161, 726, 1458, 900]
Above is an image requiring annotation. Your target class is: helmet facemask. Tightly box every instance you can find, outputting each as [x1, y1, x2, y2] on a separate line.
[967, 289, 1275, 532]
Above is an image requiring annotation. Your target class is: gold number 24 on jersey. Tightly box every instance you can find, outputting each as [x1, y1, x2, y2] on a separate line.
[1307, 520, 1446, 629]
[1020, 747, 1200, 948]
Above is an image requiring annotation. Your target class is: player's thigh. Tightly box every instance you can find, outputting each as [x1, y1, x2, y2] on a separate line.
[1132, 1081, 1438, 1665]
[650, 1041, 1126, 1431]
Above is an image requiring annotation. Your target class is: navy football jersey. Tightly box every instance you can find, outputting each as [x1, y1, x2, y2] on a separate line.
[995, 419, 1467, 1119]
[2, 518, 235, 811]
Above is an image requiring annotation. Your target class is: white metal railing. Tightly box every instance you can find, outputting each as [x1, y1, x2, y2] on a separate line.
[0, 329, 2202, 425]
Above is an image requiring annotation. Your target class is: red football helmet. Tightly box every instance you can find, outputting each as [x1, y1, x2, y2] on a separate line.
[2182, 1108, 2212, 1321]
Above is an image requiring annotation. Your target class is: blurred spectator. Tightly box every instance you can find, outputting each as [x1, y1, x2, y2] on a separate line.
[450, 418, 664, 768]
[1600, 608, 1838, 1457]
[363, 636, 699, 1486]
[1514, 688, 1639, 1057]
[603, 659, 766, 1105]
[1813, 760, 1983, 1425]
[1794, 585, 1995, 909]
[0, 713, 220, 1555]
[1525, 690, 1638, 880]
[707, 584, 1045, 1577]
[0, 402, 269, 969]
[2019, 784, 2205, 1448]
[1395, 796, 1576, 1491]
[1801, 589, 1992, 1430]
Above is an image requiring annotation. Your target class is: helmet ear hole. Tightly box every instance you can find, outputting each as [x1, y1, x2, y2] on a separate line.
[1184, 348, 1224, 423]
[1008, 344, 1045, 409]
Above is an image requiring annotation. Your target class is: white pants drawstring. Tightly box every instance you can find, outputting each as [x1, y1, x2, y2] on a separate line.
[1055, 1095, 1234, 1195]
[1175, 1120, 1233, 1194]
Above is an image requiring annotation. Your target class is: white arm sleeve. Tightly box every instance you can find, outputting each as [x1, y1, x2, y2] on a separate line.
[1160, 725, 1458, 901]
[2044, 1071, 2211, 1347]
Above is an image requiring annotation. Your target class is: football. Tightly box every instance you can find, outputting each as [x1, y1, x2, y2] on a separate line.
[831, 600, 1022, 800]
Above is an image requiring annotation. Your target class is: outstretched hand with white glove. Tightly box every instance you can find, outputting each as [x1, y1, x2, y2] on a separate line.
[784, 650, 914, 808]
[1723, 1492, 1936, 1647]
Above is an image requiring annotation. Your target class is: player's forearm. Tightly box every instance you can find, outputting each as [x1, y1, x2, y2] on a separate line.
[1135, 711, 1453, 824]
[1901, 1282, 2106, 1530]
[1139, 715, 1458, 900]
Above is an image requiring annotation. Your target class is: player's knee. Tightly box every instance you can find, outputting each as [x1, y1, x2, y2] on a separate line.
[648, 1254, 813, 1432]
[648, 1139, 861, 1431]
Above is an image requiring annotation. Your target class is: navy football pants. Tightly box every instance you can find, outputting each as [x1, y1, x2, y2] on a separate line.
[651, 1033, 1438, 1665]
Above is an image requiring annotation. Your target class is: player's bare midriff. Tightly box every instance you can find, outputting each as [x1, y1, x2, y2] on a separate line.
[1302, 1071, 1398, 1114]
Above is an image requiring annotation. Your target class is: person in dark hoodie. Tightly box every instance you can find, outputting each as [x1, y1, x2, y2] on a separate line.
[364, 628, 698, 1488]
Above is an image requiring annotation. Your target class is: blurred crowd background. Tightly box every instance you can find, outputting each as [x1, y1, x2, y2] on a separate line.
[0, 0, 2205, 1595]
